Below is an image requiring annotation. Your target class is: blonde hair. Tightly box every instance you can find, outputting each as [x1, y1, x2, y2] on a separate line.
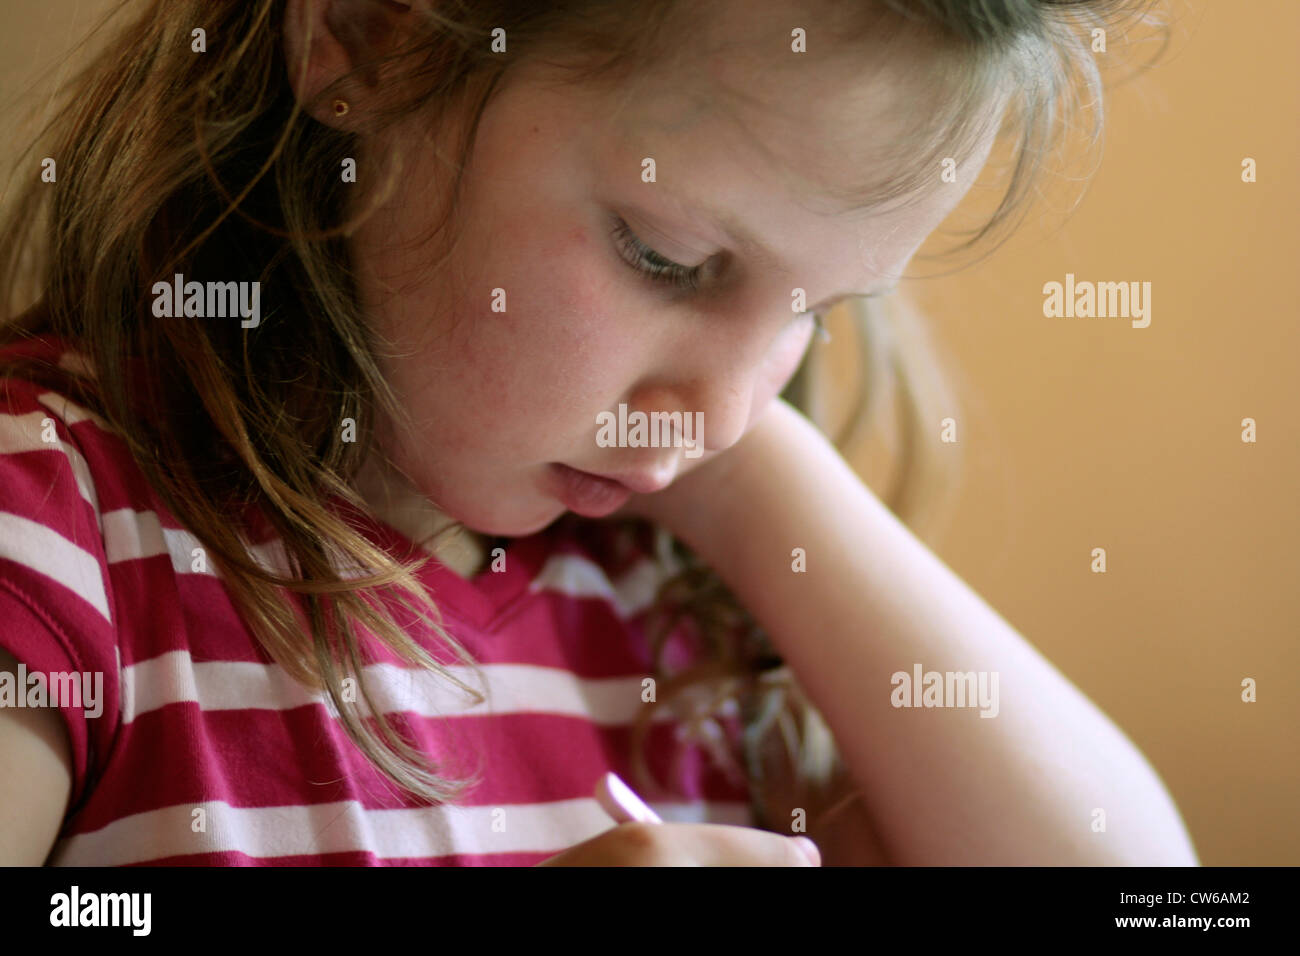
[0, 0, 1162, 820]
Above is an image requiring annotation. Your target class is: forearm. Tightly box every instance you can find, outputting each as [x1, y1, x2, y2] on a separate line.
[666, 402, 1199, 866]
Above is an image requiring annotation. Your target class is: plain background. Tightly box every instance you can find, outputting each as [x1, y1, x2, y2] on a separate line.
[1, 0, 1295, 866]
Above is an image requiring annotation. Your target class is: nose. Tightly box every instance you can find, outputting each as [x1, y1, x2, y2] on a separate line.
[624, 365, 754, 457]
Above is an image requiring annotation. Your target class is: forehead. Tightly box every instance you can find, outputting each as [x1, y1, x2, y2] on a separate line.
[568, 10, 1009, 281]
[639, 8, 1007, 204]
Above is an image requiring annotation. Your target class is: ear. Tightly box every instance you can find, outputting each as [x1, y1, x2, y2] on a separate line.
[282, 0, 413, 129]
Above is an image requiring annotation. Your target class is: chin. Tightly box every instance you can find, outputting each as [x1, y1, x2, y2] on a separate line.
[452, 498, 567, 539]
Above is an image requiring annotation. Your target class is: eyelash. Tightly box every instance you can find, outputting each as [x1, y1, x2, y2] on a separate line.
[608, 215, 828, 337]
[610, 217, 705, 292]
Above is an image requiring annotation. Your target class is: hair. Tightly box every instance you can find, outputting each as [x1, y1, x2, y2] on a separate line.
[0, 0, 1163, 825]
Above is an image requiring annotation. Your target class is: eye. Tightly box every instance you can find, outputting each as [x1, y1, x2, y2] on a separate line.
[610, 216, 705, 292]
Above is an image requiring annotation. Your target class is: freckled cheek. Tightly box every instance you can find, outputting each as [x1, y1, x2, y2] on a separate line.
[512, 242, 641, 367]
[442, 254, 634, 428]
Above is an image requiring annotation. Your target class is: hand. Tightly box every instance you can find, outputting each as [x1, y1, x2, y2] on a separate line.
[534, 822, 822, 866]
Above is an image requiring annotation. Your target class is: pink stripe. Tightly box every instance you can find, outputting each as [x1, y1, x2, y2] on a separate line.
[68, 707, 747, 836]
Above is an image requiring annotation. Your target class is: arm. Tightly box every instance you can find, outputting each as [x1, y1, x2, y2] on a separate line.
[639, 398, 1199, 866]
[0, 645, 73, 865]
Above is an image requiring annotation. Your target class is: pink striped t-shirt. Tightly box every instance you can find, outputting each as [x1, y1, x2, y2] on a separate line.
[0, 334, 755, 865]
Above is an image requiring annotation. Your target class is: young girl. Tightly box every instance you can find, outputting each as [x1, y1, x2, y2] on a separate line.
[0, 0, 1197, 866]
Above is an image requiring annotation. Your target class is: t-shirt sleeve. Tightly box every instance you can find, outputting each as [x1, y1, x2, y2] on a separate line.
[0, 378, 121, 811]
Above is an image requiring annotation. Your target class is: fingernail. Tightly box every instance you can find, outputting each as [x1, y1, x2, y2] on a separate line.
[597, 771, 663, 824]
[791, 836, 821, 866]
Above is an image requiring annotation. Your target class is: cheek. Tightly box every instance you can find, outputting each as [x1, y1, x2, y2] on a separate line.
[484, 238, 628, 395]
[753, 318, 815, 407]
[495, 223, 648, 388]
[402, 236, 637, 450]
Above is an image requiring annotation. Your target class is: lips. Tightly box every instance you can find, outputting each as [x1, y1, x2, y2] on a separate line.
[595, 470, 674, 495]
[548, 463, 675, 517]
[548, 463, 633, 518]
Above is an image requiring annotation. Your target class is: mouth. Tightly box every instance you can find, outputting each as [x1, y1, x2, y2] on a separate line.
[547, 463, 673, 517]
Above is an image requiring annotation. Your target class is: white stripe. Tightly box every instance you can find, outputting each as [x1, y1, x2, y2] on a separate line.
[91, 502, 675, 611]
[46, 795, 753, 866]
[0, 512, 111, 623]
[102, 508, 168, 565]
[101, 514, 673, 603]
[100, 507, 300, 578]
[164, 526, 210, 574]
[0, 409, 100, 517]
[37, 392, 113, 432]
[119, 650, 738, 725]
[529, 553, 670, 618]
[102, 508, 209, 575]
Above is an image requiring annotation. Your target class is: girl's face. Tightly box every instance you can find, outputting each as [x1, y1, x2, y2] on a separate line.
[349, 15, 1003, 537]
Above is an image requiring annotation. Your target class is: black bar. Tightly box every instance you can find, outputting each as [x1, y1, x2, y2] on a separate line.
[0, 865, 1283, 942]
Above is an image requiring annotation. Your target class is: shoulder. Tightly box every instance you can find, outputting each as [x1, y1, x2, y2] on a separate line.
[0, 334, 134, 808]
[0, 338, 119, 632]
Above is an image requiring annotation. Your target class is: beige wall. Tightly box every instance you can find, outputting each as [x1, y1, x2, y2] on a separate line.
[3, 1, 1295, 865]
[898, 1, 1300, 866]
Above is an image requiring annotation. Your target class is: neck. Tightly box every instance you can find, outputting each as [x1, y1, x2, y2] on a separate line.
[352, 453, 487, 580]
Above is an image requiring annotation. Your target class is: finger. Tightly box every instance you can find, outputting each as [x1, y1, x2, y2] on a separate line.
[667, 824, 819, 867]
